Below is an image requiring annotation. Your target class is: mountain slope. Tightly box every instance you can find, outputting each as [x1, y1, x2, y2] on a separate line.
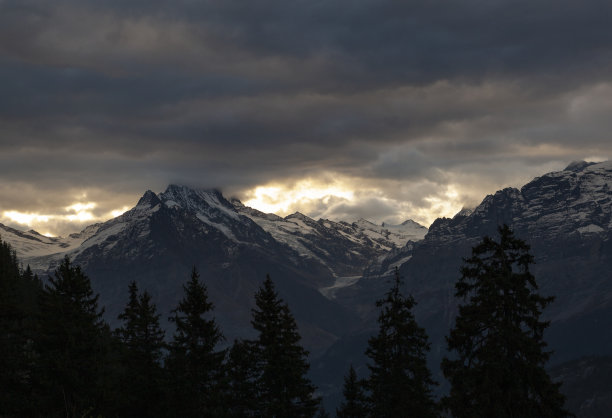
[234, 201, 426, 279]
[0, 223, 100, 269]
[550, 355, 612, 418]
[315, 160, 612, 409]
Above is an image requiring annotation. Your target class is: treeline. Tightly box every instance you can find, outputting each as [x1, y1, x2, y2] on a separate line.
[1, 225, 573, 417]
[336, 225, 573, 418]
[0, 248, 318, 417]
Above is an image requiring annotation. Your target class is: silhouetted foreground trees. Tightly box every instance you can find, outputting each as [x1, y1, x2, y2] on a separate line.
[336, 267, 439, 418]
[365, 267, 438, 417]
[34, 257, 111, 416]
[166, 267, 225, 417]
[0, 242, 41, 416]
[249, 275, 320, 416]
[0, 226, 571, 417]
[0, 243, 320, 417]
[442, 225, 572, 417]
[335, 365, 368, 418]
[336, 226, 570, 417]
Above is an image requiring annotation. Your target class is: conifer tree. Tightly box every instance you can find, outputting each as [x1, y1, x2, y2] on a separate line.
[166, 267, 225, 417]
[0, 241, 41, 416]
[442, 225, 571, 417]
[34, 256, 108, 417]
[0, 240, 26, 412]
[365, 267, 438, 417]
[115, 281, 166, 417]
[225, 339, 259, 417]
[250, 275, 320, 417]
[336, 365, 368, 418]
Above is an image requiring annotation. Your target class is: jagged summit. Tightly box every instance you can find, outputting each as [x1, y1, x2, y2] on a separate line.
[229, 197, 245, 208]
[564, 160, 598, 172]
[159, 185, 243, 232]
[161, 185, 232, 210]
[5, 184, 429, 275]
[136, 190, 162, 208]
[414, 159, 612, 259]
[285, 211, 311, 221]
[352, 218, 377, 227]
[453, 207, 474, 219]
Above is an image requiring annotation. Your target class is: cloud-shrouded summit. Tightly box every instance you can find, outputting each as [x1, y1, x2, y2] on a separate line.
[2, 0, 612, 235]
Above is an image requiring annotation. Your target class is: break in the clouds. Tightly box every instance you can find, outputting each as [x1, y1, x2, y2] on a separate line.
[1, 0, 612, 235]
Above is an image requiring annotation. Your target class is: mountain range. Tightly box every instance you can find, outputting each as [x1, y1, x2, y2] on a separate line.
[0, 184, 427, 357]
[3, 160, 612, 415]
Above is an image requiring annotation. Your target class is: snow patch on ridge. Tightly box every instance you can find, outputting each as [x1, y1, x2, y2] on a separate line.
[577, 224, 605, 235]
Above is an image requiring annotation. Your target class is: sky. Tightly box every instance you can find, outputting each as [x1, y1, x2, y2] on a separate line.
[1, 0, 612, 236]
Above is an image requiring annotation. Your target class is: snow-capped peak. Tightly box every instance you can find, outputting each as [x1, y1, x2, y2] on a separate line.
[347, 218, 428, 247]
[160, 185, 239, 221]
[564, 160, 598, 172]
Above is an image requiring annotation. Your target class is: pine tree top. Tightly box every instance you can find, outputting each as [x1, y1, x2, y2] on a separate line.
[45, 256, 105, 327]
[116, 281, 165, 360]
[442, 225, 572, 418]
[365, 267, 438, 417]
[249, 274, 319, 417]
[170, 266, 223, 351]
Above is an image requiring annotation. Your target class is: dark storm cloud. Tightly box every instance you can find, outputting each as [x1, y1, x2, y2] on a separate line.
[2, 0, 612, 233]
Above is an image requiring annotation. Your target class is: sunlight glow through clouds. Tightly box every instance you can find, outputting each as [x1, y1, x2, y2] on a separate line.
[110, 206, 131, 218]
[3, 211, 51, 225]
[414, 186, 464, 224]
[243, 179, 355, 216]
[1, 201, 130, 237]
[242, 175, 469, 227]
[65, 202, 96, 222]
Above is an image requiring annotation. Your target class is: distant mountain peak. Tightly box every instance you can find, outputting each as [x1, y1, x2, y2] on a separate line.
[400, 219, 426, 228]
[564, 160, 598, 172]
[286, 211, 310, 221]
[230, 197, 245, 208]
[162, 184, 225, 203]
[160, 185, 237, 217]
[136, 190, 161, 208]
[453, 207, 474, 219]
[354, 218, 377, 226]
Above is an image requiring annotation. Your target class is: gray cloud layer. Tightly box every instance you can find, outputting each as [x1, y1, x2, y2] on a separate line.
[2, 0, 612, 234]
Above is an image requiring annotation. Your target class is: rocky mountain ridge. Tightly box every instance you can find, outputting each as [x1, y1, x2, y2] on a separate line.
[4, 186, 425, 280]
[2, 184, 426, 359]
